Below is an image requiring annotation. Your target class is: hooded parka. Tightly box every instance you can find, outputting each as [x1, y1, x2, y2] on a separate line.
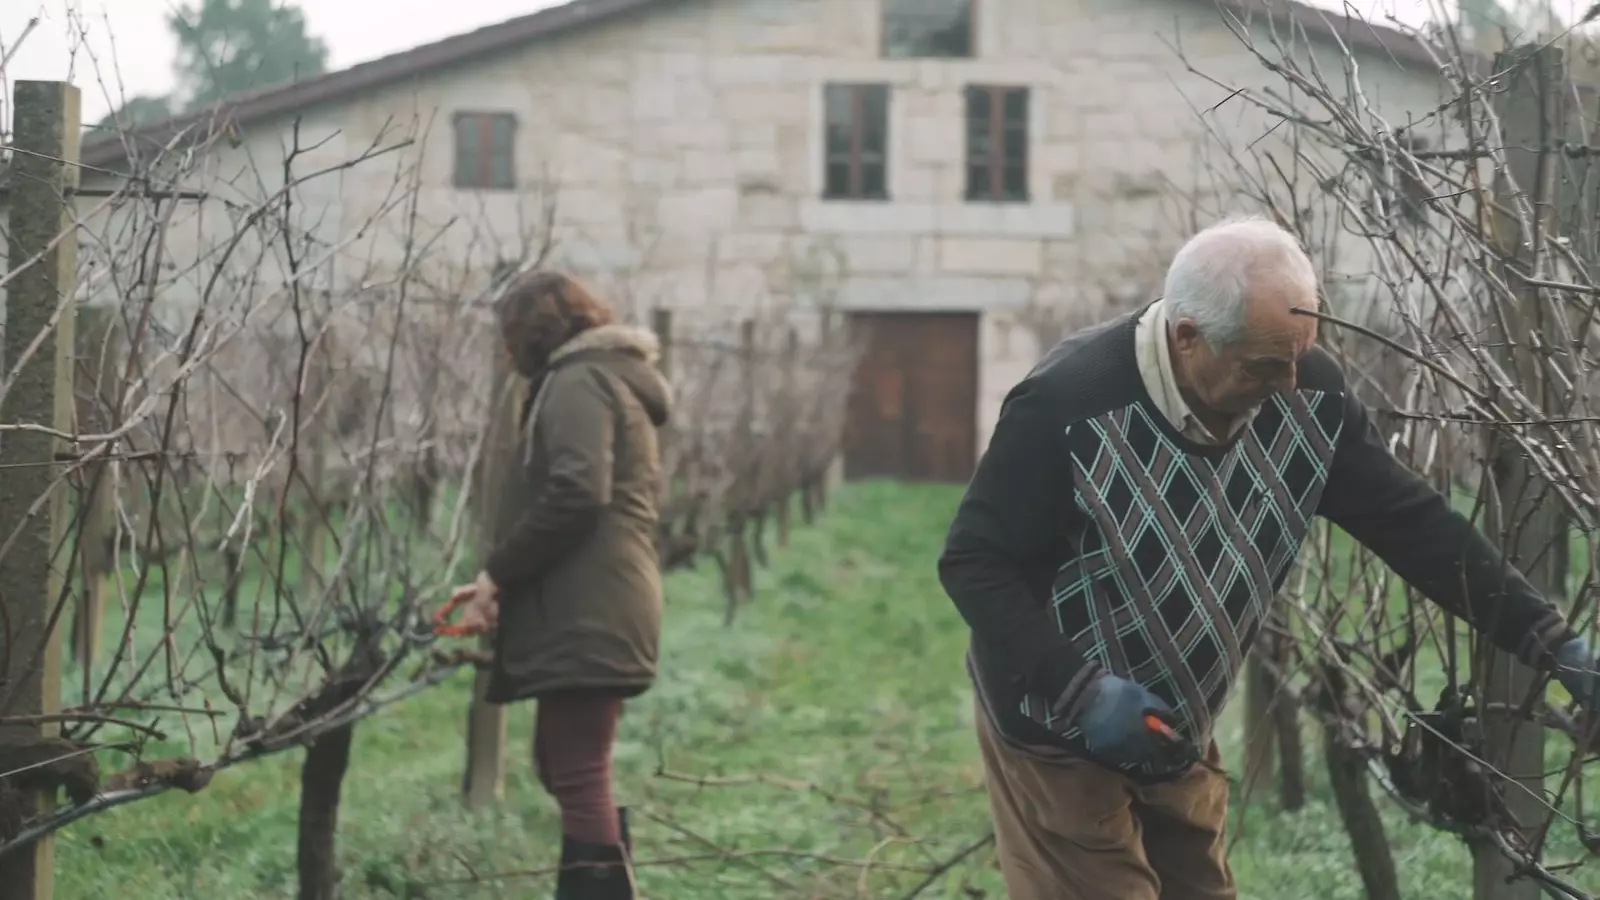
[483, 323, 672, 703]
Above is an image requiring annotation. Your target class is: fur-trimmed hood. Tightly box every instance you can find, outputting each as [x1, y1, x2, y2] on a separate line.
[548, 324, 672, 426]
[549, 323, 661, 365]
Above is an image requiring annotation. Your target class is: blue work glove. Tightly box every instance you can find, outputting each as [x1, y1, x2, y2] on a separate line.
[1075, 674, 1179, 769]
[1554, 637, 1600, 709]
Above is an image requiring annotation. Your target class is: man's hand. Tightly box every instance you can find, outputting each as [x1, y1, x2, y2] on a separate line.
[1554, 637, 1600, 709]
[450, 571, 500, 636]
[1074, 675, 1178, 769]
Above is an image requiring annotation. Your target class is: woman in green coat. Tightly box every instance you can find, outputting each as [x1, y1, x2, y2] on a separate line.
[451, 270, 671, 900]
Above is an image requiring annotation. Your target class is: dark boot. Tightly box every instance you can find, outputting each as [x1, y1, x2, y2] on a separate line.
[555, 836, 635, 900]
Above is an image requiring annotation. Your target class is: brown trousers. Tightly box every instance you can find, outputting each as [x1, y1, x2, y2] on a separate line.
[534, 691, 625, 845]
[975, 702, 1235, 900]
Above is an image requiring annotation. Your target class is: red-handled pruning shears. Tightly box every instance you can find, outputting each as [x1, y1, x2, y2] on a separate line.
[1144, 713, 1184, 744]
[431, 592, 475, 637]
[1143, 712, 1228, 777]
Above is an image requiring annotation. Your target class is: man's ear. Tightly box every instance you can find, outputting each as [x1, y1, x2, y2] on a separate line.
[1169, 318, 1204, 355]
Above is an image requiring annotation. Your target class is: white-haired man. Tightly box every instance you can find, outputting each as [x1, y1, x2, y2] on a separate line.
[938, 216, 1600, 899]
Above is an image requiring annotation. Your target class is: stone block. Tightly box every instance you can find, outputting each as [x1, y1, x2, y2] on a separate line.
[650, 119, 732, 151]
[650, 51, 705, 79]
[905, 113, 960, 166]
[631, 78, 678, 121]
[733, 146, 783, 180]
[805, 57, 917, 86]
[554, 235, 640, 273]
[894, 163, 939, 204]
[656, 188, 740, 233]
[682, 149, 737, 185]
[556, 188, 629, 229]
[647, 231, 717, 267]
[720, 86, 811, 123]
[939, 237, 1044, 276]
[573, 86, 633, 127]
[943, 203, 1076, 238]
[934, 166, 966, 202]
[713, 0, 829, 55]
[553, 136, 628, 187]
[835, 235, 916, 273]
[634, 6, 710, 53]
[674, 80, 723, 122]
[1081, 110, 1142, 143]
[834, 273, 1032, 311]
[632, 264, 710, 309]
[629, 154, 680, 188]
[737, 192, 800, 230]
[715, 262, 773, 305]
[707, 53, 786, 85]
[1041, 238, 1079, 276]
[718, 231, 788, 264]
[732, 121, 781, 148]
[800, 201, 938, 235]
[773, 123, 813, 185]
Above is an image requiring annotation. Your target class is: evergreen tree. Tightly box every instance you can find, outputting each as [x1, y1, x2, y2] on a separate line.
[168, 0, 329, 108]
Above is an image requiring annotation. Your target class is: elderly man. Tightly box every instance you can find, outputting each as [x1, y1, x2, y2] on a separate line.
[938, 216, 1600, 899]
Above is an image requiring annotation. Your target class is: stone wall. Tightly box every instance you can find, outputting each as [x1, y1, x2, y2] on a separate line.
[73, 0, 1459, 455]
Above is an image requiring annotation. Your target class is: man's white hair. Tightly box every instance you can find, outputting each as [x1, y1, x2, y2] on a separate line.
[1162, 215, 1318, 346]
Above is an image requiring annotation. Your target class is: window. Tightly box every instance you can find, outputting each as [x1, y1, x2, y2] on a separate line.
[823, 84, 889, 201]
[964, 86, 1028, 203]
[882, 0, 974, 58]
[453, 112, 516, 190]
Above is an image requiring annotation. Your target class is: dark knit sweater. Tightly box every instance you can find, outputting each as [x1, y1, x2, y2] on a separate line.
[939, 309, 1573, 779]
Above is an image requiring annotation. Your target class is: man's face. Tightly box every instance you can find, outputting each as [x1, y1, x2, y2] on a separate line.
[1169, 283, 1318, 416]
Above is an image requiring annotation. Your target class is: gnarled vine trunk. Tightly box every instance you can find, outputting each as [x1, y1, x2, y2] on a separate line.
[298, 720, 356, 900]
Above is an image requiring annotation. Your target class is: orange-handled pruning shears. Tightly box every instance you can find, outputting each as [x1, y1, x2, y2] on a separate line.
[1144, 713, 1183, 744]
[432, 592, 475, 637]
[1144, 712, 1230, 778]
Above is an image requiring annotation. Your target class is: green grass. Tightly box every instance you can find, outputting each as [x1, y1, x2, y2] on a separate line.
[49, 482, 1600, 898]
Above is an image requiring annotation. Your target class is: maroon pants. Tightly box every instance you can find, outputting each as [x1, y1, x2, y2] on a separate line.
[533, 691, 625, 845]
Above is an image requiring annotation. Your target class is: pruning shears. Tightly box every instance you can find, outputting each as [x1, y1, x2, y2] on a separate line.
[1144, 712, 1230, 778]
[1143, 712, 1186, 745]
[431, 592, 477, 638]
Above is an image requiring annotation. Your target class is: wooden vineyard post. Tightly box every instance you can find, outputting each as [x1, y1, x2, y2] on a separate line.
[1270, 605, 1305, 811]
[1241, 649, 1278, 790]
[649, 308, 691, 568]
[722, 319, 756, 625]
[776, 327, 798, 548]
[71, 306, 121, 666]
[1475, 44, 1567, 900]
[460, 354, 518, 809]
[799, 310, 832, 525]
[298, 327, 335, 598]
[0, 80, 82, 900]
[818, 306, 841, 509]
[1241, 599, 1303, 810]
[651, 307, 673, 382]
[649, 308, 673, 518]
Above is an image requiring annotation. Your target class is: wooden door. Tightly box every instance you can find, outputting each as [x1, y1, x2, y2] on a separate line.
[844, 311, 979, 483]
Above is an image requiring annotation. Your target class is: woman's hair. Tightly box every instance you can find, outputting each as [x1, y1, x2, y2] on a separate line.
[495, 270, 616, 376]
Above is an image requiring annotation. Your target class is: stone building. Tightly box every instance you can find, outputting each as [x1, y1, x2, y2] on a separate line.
[75, 0, 1458, 482]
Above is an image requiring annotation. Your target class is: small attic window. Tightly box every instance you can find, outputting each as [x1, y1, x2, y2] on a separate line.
[453, 111, 516, 190]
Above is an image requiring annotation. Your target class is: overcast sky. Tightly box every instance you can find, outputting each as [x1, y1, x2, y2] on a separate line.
[0, 0, 1546, 126]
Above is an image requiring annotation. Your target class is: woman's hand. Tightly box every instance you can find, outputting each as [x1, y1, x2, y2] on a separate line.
[451, 571, 500, 635]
